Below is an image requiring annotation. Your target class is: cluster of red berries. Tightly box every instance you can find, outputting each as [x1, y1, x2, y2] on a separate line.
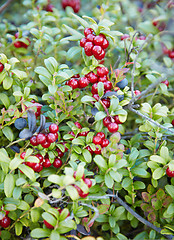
[30, 123, 59, 148]
[0, 208, 11, 228]
[121, 34, 146, 41]
[14, 32, 30, 49]
[66, 74, 90, 89]
[73, 171, 92, 198]
[90, 132, 110, 154]
[68, 121, 89, 139]
[152, 20, 166, 32]
[61, 0, 80, 13]
[80, 28, 109, 60]
[162, 45, 174, 60]
[103, 115, 123, 133]
[166, 167, 174, 177]
[0, 62, 4, 73]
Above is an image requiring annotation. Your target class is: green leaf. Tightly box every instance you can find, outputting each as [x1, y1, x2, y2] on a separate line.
[62, 24, 84, 40]
[105, 173, 114, 188]
[81, 95, 96, 103]
[160, 146, 169, 161]
[4, 174, 15, 197]
[44, 58, 55, 75]
[134, 181, 145, 190]
[110, 170, 122, 182]
[15, 222, 23, 236]
[66, 47, 81, 61]
[31, 209, 41, 223]
[0, 148, 10, 163]
[109, 154, 116, 167]
[82, 149, 92, 163]
[122, 177, 133, 189]
[66, 185, 79, 200]
[18, 200, 30, 210]
[3, 77, 13, 90]
[150, 155, 166, 165]
[50, 230, 60, 240]
[94, 155, 108, 171]
[48, 175, 61, 185]
[152, 167, 165, 180]
[165, 185, 174, 199]
[18, 164, 36, 182]
[86, 132, 95, 144]
[72, 13, 89, 28]
[42, 212, 57, 227]
[10, 157, 23, 170]
[0, 93, 10, 109]
[35, 66, 52, 79]
[98, 82, 104, 98]
[72, 138, 85, 146]
[109, 97, 119, 113]
[31, 228, 51, 238]
[11, 69, 27, 79]
[2, 127, 14, 141]
[95, 111, 107, 121]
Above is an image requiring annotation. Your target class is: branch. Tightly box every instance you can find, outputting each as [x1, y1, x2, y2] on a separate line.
[0, 0, 14, 14]
[80, 202, 99, 227]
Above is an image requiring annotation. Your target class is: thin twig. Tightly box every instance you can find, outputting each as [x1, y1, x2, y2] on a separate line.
[0, 0, 14, 14]
[80, 202, 99, 227]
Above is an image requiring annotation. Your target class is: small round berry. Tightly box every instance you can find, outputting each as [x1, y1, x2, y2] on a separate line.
[107, 122, 119, 133]
[96, 132, 105, 140]
[80, 38, 87, 47]
[93, 136, 102, 145]
[79, 191, 89, 198]
[14, 118, 27, 130]
[69, 131, 75, 140]
[35, 154, 44, 164]
[87, 72, 98, 83]
[74, 121, 82, 129]
[43, 158, 52, 168]
[0, 216, 11, 228]
[103, 116, 112, 127]
[36, 133, 46, 145]
[116, 78, 128, 89]
[73, 171, 85, 180]
[93, 35, 104, 46]
[98, 75, 108, 82]
[94, 49, 105, 60]
[172, 119, 174, 127]
[94, 147, 101, 154]
[55, 148, 64, 157]
[41, 141, 51, 148]
[26, 162, 36, 169]
[134, 90, 141, 96]
[86, 34, 95, 42]
[47, 133, 57, 143]
[45, 4, 54, 12]
[78, 131, 89, 136]
[68, 78, 79, 89]
[14, 41, 22, 48]
[168, 51, 174, 59]
[97, 67, 109, 77]
[84, 178, 92, 188]
[73, 74, 80, 78]
[84, 42, 94, 56]
[33, 163, 43, 172]
[79, 77, 90, 88]
[92, 94, 100, 101]
[20, 152, 26, 159]
[101, 99, 110, 108]
[73, 185, 89, 198]
[30, 136, 38, 146]
[49, 123, 59, 133]
[114, 115, 122, 124]
[53, 158, 62, 168]
[91, 83, 98, 94]
[0, 62, 4, 73]
[84, 28, 94, 37]
[102, 38, 109, 49]
[53, 132, 58, 141]
[92, 45, 102, 56]
[44, 220, 54, 229]
[101, 139, 109, 147]
[166, 167, 174, 177]
[85, 146, 94, 155]
[161, 80, 169, 87]
[103, 81, 112, 90]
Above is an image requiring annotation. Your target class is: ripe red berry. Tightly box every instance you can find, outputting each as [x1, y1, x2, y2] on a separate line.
[86, 34, 95, 42]
[166, 167, 174, 177]
[92, 45, 102, 56]
[98, 75, 108, 82]
[43, 158, 52, 168]
[45, 4, 54, 12]
[69, 131, 75, 140]
[60, 142, 69, 152]
[161, 80, 169, 87]
[44, 219, 54, 229]
[94, 146, 101, 154]
[41, 141, 51, 148]
[114, 115, 122, 124]
[33, 163, 43, 172]
[94, 49, 105, 60]
[96, 132, 105, 140]
[61, 0, 80, 13]
[20, 152, 26, 159]
[84, 28, 94, 37]
[14, 41, 23, 48]
[35, 154, 44, 164]
[107, 122, 119, 133]
[134, 90, 141, 96]
[49, 123, 59, 133]
[73, 171, 85, 180]
[97, 67, 109, 77]
[84, 42, 94, 56]
[68, 78, 79, 89]
[72, 74, 80, 78]
[91, 83, 98, 94]
[0, 216, 11, 228]
[93, 136, 102, 145]
[92, 94, 100, 101]
[101, 139, 109, 147]
[0, 62, 4, 72]
[80, 38, 87, 47]
[47, 133, 57, 143]
[74, 121, 82, 129]
[103, 116, 112, 127]
[26, 161, 36, 169]
[101, 99, 110, 108]
[36, 133, 46, 145]
[168, 51, 174, 59]
[104, 81, 112, 90]
[93, 35, 104, 46]
[84, 178, 92, 188]
[172, 119, 174, 127]
[73, 185, 89, 198]
[55, 148, 64, 157]
[102, 38, 109, 49]
[78, 131, 89, 136]
[53, 158, 62, 168]
[79, 77, 90, 88]
[30, 136, 38, 146]
[87, 72, 98, 83]
[85, 146, 93, 155]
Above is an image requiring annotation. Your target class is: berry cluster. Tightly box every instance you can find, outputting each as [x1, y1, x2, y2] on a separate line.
[0, 209, 11, 228]
[91, 132, 110, 154]
[30, 123, 59, 148]
[162, 45, 174, 60]
[14, 32, 30, 49]
[0, 62, 4, 73]
[61, 0, 80, 13]
[103, 115, 122, 133]
[80, 28, 109, 60]
[152, 20, 166, 32]
[66, 74, 90, 89]
[68, 121, 89, 139]
[73, 171, 92, 198]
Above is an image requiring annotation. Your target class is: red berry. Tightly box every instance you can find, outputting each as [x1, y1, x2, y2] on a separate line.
[85, 146, 93, 155]
[73, 185, 89, 198]
[172, 119, 174, 127]
[92, 45, 102, 56]
[30, 136, 38, 146]
[84, 42, 94, 56]
[94, 146, 101, 154]
[87, 72, 98, 83]
[55, 148, 64, 157]
[0, 216, 11, 228]
[161, 80, 169, 87]
[94, 49, 105, 60]
[49, 123, 59, 133]
[41, 141, 51, 148]
[101, 139, 109, 147]
[73, 171, 85, 180]
[43, 158, 52, 168]
[101, 99, 110, 108]
[35, 154, 44, 164]
[84, 28, 94, 37]
[102, 38, 109, 49]
[26, 161, 36, 169]
[0, 63, 4, 73]
[80, 38, 87, 47]
[103, 116, 112, 127]
[86, 34, 95, 42]
[47, 133, 57, 143]
[91, 83, 98, 94]
[107, 122, 119, 133]
[166, 167, 174, 177]
[33, 163, 43, 172]
[74, 121, 82, 129]
[97, 67, 109, 77]
[45, 4, 54, 12]
[121, 34, 130, 40]
[98, 75, 108, 82]
[114, 115, 122, 124]
[96, 132, 105, 140]
[36, 133, 46, 145]
[68, 78, 79, 89]
[61, 0, 80, 13]
[79, 77, 90, 88]
[53, 158, 62, 168]
[14, 41, 22, 48]
[93, 136, 102, 145]
[84, 178, 92, 188]
[69, 131, 75, 140]
[93, 35, 104, 46]
[168, 51, 174, 59]
[54, 132, 58, 141]
[104, 81, 112, 90]
[72, 74, 80, 78]
[78, 131, 89, 136]
[60, 142, 69, 152]
[20, 152, 26, 159]
[92, 94, 100, 101]
[44, 220, 54, 229]
[134, 90, 141, 95]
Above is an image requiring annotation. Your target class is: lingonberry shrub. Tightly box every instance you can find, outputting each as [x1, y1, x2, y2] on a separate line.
[0, 0, 174, 239]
